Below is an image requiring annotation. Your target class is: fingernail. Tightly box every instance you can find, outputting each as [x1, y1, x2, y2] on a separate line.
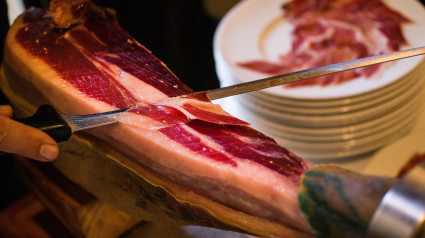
[39, 144, 59, 161]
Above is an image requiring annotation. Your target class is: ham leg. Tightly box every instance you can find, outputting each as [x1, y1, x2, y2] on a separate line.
[1, 1, 396, 237]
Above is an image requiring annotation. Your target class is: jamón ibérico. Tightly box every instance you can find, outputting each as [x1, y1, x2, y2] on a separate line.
[238, 0, 410, 87]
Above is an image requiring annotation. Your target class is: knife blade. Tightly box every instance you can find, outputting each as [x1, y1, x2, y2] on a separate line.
[15, 105, 130, 142]
[16, 46, 425, 143]
[204, 46, 425, 100]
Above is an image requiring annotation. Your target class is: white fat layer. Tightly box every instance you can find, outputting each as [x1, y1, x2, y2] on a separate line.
[96, 122, 306, 230]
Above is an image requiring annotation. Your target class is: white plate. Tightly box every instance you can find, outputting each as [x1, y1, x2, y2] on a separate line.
[227, 86, 423, 138]
[275, 117, 417, 161]
[255, 100, 419, 145]
[244, 69, 420, 114]
[214, 0, 425, 99]
[262, 106, 419, 143]
[216, 56, 425, 117]
[217, 56, 423, 108]
[236, 78, 424, 127]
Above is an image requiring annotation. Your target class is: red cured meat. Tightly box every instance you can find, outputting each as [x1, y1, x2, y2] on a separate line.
[130, 104, 190, 125]
[238, 0, 410, 87]
[18, 8, 137, 108]
[160, 124, 238, 167]
[181, 104, 248, 125]
[188, 120, 307, 180]
[3, 0, 313, 236]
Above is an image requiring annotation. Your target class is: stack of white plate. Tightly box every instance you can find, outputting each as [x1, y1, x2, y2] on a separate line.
[213, 0, 425, 161]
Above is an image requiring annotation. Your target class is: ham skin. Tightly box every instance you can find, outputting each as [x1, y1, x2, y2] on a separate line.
[1, 1, 396, 237]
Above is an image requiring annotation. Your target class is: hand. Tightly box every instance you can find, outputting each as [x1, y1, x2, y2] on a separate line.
[0, 105, 59, 161]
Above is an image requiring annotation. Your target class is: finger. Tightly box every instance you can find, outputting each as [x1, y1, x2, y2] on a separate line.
[0, 105, 13, 117]
[0, 116, 59, 161]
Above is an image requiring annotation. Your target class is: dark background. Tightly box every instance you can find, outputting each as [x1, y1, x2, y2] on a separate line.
[1, 0, 425, 221]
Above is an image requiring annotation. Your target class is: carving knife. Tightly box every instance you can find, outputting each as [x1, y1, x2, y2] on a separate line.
[202, 46, 425, 100]
[14, 46, 425, 142]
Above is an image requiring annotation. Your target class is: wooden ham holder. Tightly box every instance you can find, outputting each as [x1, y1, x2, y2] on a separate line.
[10, 156, 142, 238]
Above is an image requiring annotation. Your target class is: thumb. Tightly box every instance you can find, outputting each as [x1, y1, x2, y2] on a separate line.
[0, 115, 59, 161]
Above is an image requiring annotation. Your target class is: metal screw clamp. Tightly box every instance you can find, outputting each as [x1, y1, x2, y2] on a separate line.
[366, 161, 425, 238]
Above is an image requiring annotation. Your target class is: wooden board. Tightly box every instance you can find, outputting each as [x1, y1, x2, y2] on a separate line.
[12, 157, 141, 238]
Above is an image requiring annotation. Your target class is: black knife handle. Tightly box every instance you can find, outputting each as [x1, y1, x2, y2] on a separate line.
[16, 104, 72, 143]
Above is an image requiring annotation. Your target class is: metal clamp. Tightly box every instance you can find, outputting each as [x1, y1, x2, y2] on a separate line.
[366, 161, 425, 238]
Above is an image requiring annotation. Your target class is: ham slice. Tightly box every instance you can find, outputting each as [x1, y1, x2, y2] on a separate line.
[238, 0, 410, 87]
[1, 0, 396, 237]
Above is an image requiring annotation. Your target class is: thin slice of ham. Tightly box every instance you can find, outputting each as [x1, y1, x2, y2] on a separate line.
[238, 0, 410, 87]
[1, 1, 397, 237]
